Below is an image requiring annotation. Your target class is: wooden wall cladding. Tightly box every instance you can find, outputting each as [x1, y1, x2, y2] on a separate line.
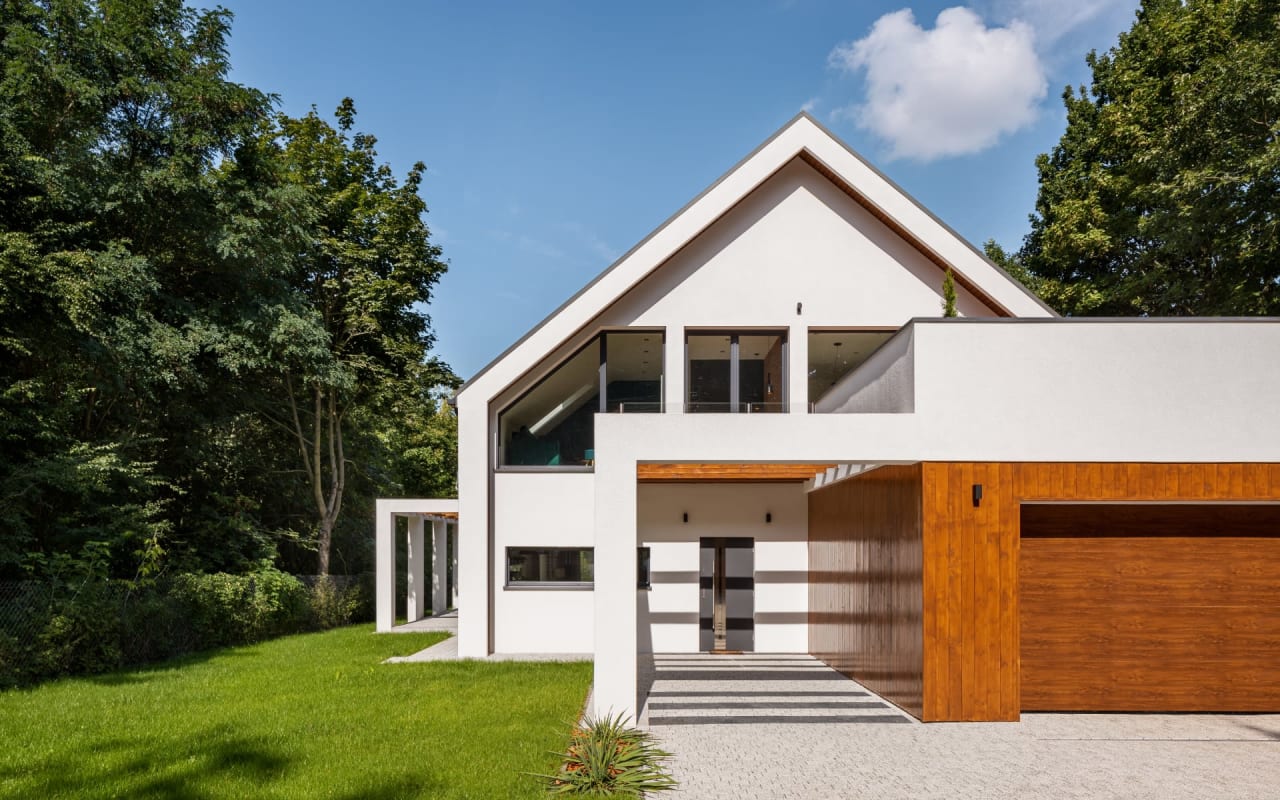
[920, 462, 1019, 721]
[920, 462, 1280, 721]
[808, 463, 925, 718]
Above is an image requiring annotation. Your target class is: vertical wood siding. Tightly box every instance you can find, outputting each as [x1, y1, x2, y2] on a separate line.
[808, 463, 925, 718]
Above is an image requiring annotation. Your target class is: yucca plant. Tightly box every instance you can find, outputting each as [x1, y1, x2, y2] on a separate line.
[538, 713, 677, 797]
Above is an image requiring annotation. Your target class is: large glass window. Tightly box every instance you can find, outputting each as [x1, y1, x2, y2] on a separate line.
[506, 547, 594, 587]
[498, 331, 663, 466]
[604, 332, 662, 413]
[807, 330, 896, 409]
[686, 331, 786, 413]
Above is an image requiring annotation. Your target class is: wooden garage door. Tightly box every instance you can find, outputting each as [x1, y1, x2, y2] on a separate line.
[1020, 504, 1280, 712]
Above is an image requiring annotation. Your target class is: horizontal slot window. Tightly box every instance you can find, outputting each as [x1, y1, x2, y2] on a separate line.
[506, 547, 594, 587]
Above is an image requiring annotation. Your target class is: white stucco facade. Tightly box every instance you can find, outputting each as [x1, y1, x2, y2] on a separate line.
[375, 113, 1280, 722]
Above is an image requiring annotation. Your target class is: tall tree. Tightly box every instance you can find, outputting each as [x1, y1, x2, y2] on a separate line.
[1019, 0, 1280, 316]
[0, 0, 291, 578]
[262, 100, 452, 575]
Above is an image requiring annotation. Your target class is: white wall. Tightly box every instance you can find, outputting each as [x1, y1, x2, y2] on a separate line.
[491, 471, 596, 654]
[637, 483, 808, 654]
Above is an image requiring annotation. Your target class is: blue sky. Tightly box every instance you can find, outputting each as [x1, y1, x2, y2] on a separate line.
[218, 1, 1140, 380]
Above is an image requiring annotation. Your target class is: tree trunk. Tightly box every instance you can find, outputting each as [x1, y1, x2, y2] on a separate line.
[285, 376, 346, 576]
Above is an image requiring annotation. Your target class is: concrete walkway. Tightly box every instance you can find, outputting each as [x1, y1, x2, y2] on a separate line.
[385, 610, 458, 634]
[643, 653, 1280, 799]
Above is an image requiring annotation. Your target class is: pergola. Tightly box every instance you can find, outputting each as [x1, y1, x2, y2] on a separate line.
[374, 498, 459, 632]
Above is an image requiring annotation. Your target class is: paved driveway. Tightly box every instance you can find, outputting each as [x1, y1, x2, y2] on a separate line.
[641, 653, 1280, 800]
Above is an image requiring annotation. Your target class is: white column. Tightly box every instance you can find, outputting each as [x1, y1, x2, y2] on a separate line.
[788, 324, 808, 413]
[406, 515, 426, 622]
[457, 400, 490, 657]
[431, 518, 448, 615]
[663, 332, 684, 413]
[375, 504, 395, 632]
[592, 448, 639, 719]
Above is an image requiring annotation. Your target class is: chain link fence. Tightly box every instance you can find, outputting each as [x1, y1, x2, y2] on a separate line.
[0, 581, 52, 644]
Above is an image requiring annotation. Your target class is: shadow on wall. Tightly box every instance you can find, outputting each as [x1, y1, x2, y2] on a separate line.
[637, 588, 654, 655]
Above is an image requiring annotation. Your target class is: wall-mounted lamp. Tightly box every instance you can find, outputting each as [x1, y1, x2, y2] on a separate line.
[796, 302, 803, 315]
[765, 512, 772, 524]
[682, 512, 688, 523]
[972, 484, 983, 508]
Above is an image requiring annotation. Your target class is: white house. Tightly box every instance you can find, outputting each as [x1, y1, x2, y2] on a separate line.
[376, 114, 1280, 722]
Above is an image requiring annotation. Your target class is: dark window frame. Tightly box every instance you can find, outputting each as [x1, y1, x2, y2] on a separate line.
[684, 329, 789, 413]
[504, 546, 595, 589]
[495, 329, 666, 469]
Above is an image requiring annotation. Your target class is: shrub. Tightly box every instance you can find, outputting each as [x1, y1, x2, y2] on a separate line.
[309, 577, 365, 629]
[169, 566, 311, 648]
[540, 713, 677, 797]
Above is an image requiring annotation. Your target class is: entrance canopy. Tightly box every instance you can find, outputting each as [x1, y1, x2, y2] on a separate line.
[375, 498, 459, 632]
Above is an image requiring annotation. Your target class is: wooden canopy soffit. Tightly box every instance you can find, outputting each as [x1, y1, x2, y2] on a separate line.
[638, 463, 835, 483]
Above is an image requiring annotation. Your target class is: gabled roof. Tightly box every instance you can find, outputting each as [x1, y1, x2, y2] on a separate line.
[456, 112, 1055, 401]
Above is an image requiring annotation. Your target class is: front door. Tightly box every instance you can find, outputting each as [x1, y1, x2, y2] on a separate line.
[699, 537, 754, 652]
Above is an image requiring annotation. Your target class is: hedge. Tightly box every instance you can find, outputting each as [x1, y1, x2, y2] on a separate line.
[0, 569, 373, 689]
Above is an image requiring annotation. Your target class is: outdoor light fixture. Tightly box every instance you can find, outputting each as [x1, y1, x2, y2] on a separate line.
[765, 512, 772, 523]
[972, 484, 983, 507]
[796, 302, 802, 315]
[682, 512, 688, 523]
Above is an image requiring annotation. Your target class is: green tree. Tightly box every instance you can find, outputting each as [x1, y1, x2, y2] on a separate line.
[260, 100, 454, 575]
[0, 0, 291, 578]
[0, 3, 457, 582]
[1019, 0, 1280, 316]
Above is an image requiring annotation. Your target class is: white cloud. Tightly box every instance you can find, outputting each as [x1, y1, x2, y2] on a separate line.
[829, 7, 1047, 161]
[801, 97, 819, 114]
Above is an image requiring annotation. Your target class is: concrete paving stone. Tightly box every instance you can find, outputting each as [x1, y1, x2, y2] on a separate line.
[640, 652, 1280, 799]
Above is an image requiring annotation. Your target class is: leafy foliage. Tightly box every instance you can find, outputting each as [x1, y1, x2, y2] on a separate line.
[541, 713, 678, 797]
[0, 1, 457, 586]
[1018, 0, 1280, 315]
[0, 568, 371, 688]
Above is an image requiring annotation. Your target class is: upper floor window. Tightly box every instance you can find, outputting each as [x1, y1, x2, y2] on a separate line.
[807, 330, 896, 409]
[686, 331, 786, 413]
[498, 331, 663, 467]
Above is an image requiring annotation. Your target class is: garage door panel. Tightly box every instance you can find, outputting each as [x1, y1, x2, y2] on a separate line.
[1020, 537, 1278, 608]
[1020, 504, 1280, 712]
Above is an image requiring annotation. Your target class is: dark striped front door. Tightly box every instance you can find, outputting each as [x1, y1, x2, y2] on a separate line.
[699, 537, 753, 652]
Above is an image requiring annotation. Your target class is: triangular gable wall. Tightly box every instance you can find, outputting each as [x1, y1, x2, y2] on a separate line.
[458, 113, 1053, 403]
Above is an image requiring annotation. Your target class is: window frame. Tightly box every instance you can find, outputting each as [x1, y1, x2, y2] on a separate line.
[504, 546, 595, 590]
[494, 329, 666, 470]
[805, 327, 899, 410]
[683, 328, 789, 413]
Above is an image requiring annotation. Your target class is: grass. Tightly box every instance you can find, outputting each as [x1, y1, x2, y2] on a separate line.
[0, 626, 593, 799]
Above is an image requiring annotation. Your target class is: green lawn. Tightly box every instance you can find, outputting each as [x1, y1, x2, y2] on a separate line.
[0, 627, 592, 799]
